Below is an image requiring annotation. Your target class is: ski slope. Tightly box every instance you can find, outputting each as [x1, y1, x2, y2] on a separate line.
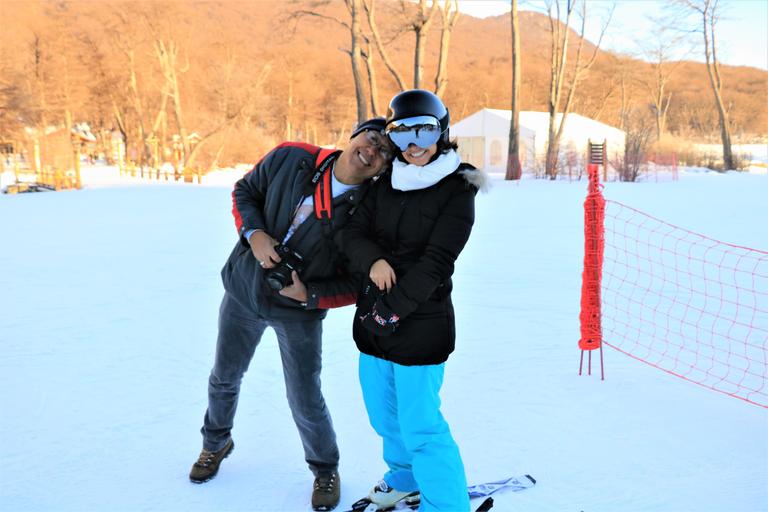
[1, 166, 766, 512]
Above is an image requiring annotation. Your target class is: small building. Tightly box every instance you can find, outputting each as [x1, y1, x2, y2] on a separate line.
[451, 108, 626, 174]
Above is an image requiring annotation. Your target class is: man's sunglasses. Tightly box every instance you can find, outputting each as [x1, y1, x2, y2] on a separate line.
[364, 130, 394, 161]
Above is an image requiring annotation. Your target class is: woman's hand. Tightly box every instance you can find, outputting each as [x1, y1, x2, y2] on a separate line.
[370, 259, 397, 292]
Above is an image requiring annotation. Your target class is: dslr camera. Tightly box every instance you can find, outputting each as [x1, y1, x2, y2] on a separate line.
[264, 244, 305, 291]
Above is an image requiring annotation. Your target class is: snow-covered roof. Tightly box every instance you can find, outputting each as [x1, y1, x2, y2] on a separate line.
[452, 108, 624, 138]
[452, 108, 535, 138]
[73, 123, 97, 142]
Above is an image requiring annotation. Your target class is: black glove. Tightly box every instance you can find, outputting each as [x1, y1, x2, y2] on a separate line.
[358, 298, 400, 337]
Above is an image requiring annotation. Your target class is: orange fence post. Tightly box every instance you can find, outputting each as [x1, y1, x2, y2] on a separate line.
[579, 159, 606, 380]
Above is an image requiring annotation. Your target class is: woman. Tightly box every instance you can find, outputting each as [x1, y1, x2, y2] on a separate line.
[341, 89, 487, 512]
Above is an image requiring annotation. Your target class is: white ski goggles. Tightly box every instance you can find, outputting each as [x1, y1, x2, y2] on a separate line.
[386, 116, 444, 151]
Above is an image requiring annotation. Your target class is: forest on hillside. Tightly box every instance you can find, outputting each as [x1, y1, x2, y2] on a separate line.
[0, 0, 765, 171]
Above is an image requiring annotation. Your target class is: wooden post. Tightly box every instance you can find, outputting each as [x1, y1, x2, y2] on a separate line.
[54, 168, 63, 191]
[13, 150, 20, 184]
[73, 137, 82, 189]
[34, 138, 41, 176]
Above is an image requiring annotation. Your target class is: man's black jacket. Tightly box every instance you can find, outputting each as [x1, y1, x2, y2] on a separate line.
[223, 142, 367, 320]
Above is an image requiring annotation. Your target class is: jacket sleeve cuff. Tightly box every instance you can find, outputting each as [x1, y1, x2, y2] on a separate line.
[360, 251, 389, 276]
[304, 283, 320, 310]
[239, 226, 265, 247]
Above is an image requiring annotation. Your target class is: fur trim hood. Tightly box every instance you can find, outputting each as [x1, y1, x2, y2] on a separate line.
[459, 165, 491, 193]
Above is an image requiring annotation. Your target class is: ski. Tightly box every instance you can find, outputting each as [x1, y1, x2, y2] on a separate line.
[344, 492, 420, 512]
[468, 474, 537, 498]
[342, 474, 536, 512]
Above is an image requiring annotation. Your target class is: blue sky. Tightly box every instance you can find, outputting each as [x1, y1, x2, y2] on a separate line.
[457, 0, 768, 70]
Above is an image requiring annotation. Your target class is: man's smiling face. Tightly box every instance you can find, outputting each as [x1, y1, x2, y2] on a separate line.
[341, 129, 393, 181]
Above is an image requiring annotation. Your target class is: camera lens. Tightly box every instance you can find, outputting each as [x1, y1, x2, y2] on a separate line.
[264, 244, 301, 292]
[266, 268, 290, 291]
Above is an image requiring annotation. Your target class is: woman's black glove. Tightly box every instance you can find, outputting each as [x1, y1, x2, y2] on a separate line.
[358, 298, 400, 336]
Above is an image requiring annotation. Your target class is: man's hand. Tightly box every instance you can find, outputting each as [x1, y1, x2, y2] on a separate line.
[279, 271, 308, 303]
[370, 259, 397, 292]
[248, 230, 281, 269]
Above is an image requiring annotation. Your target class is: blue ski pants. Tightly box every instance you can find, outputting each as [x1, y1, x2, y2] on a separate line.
[359, 353, 470, 512]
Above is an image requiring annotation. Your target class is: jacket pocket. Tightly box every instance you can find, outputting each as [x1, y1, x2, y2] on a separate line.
[222, 244, 248, 289]
[222, 244, 260, 305]
[407, 297, 449, 320]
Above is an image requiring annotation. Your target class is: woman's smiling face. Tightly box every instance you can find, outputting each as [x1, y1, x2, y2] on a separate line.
[402, 143, 438, 166]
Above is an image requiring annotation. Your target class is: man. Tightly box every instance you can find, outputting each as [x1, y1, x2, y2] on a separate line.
[190, 118, 393, 512]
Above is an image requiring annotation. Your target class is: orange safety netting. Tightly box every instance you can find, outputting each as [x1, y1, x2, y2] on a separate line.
[601, 201, 768, 408]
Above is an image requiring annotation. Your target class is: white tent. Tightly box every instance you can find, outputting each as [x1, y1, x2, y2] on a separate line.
[451, 108, 626, 174]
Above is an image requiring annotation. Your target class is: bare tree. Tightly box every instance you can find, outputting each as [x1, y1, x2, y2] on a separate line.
[286, 69, 294, 140]
[0, 22, 34, 143]
[29, 32, 52, 171]
[400, 0, 440, 88]
[19, 3, 91, 176]
[543, 0, 610, 179]
[153, 38, 191, 164]
[614, 59, 636, 131]
[363, 0, 407, 91]
[347, 0, 369, 121]
[0, 72, 31, 143]
[185, 57, 271, 168]
[434, 0, 460, 97]
[60, 49, 89, 184]
[102, 7, 155, 166]
[580, 79, 617, 122]
[368, 0, 461, 96]
[680, 0, 734, 170]
[15, 1, 64, 174]
[48, 3, 94, 183]
[612, 106, 654, 182]
[290, 0, 368, 122]
[77, 17, 132, 164]
[638, 21, 687, 141]
[127, 54, 151, 163]
[506, 0, 522, 180]
[144, 7, 261, 169]
[299, 0, 458, 118]
[70, 2, 162, 167]
[362, 39, 382, 116]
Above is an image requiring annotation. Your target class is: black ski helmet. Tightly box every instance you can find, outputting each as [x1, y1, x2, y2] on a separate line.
[386, 89, 450, 147]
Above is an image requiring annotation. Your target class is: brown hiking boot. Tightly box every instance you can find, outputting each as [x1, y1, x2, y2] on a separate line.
[189, 439, 234, 483]
[312, 470, 340, 511]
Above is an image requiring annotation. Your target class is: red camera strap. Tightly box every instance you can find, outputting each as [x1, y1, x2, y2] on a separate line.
[312, 148, 336, 221]
[313, 169, 332, 221]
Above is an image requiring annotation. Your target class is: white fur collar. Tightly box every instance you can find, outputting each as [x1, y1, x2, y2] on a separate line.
[391, 150, 462, 191]
[459, 167, 491, 193]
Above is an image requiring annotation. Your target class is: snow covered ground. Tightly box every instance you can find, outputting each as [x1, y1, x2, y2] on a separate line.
[1, 165, 766, 512]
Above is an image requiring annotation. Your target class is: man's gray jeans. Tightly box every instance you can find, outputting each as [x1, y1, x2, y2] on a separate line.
[201, 293, 339, 476]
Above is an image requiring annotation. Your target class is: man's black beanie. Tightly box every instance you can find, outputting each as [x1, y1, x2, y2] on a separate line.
[350, 117, 387, 139]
